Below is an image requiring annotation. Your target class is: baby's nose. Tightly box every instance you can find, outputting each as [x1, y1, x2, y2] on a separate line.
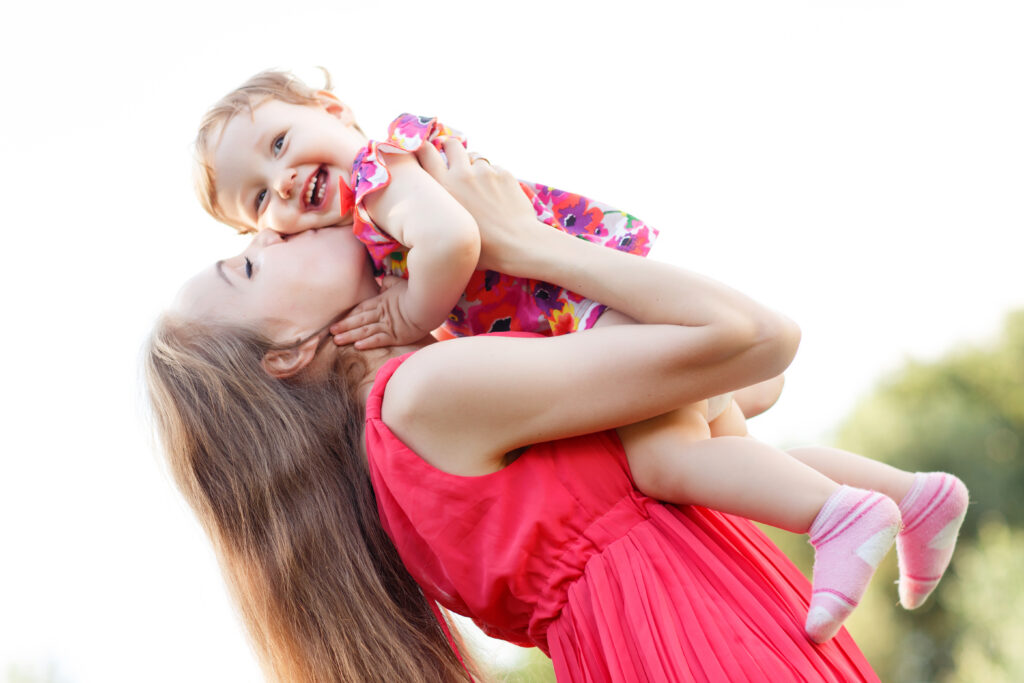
[274, 169, 297, 199]
[254, 228, 285, 247]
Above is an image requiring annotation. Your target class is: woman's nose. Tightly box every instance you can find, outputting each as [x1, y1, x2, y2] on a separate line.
[274, 169, 297, 199]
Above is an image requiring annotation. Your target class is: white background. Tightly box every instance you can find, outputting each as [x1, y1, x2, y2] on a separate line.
[1, 1, 1021, 680]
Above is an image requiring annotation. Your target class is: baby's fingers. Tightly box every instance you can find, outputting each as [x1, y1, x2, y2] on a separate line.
[351, 331, 393, 351]
[333, 320, 383, 347]
[330, 310, 384, 346]
[330, 306, 374, 335]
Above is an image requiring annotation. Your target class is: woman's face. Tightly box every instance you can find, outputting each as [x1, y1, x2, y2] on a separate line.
[177, 227, 379, 345]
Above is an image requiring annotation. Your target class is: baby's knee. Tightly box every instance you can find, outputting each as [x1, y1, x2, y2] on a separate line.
[620, 406, 711, 500]
[733, 375, 786, 419]
[709, 401, 749, 437]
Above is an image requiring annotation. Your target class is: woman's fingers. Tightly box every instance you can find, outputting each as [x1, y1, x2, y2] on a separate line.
[415, 142, 447, 178]
[416, 136, 503, 190]
[441, 136, 471, 169]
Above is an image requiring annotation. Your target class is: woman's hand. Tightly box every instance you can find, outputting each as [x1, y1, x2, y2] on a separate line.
[415, 139, 542, 273]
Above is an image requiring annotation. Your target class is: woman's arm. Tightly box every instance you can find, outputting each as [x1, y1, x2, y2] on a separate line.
[354, 152, 481, 348]
[380, 143, 800, 476]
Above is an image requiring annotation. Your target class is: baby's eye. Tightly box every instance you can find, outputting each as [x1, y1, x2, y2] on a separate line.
[244, 257, 254, 279]
[272, 134, 285, 155]
[255, 189, 267, 212]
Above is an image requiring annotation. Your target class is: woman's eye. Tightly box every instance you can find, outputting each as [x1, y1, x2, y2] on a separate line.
[272, 134, 285, 155]
[244, 257, 254, 279]
[255, 189, 267, 212]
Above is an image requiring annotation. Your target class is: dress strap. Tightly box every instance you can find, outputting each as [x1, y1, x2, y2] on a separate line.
[428, 599, 475, 681]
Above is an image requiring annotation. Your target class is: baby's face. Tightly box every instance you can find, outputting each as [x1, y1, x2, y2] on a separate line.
[212, 98, 367, 235]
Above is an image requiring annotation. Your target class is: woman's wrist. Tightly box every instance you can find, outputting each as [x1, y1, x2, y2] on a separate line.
[485, 219, 578, 279]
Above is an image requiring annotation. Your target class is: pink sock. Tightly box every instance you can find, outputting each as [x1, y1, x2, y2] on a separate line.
[805, 486, 901, 643]
[896, 472, 969, 609]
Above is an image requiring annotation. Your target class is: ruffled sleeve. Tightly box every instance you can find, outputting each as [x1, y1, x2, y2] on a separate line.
[349, 115, 465, 277]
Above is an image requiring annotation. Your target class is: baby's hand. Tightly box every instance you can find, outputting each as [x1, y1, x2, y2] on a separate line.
[330, 276, 431, 349]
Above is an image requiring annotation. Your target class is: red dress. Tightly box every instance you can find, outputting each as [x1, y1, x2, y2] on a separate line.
[366, 354, 879, 682]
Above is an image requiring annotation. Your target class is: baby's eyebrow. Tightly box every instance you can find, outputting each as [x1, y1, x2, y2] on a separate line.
[255, 127, 275, 155]
[215, 260, 235, 288]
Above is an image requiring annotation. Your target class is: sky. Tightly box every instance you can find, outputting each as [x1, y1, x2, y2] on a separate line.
[2, 1, 1022, 680]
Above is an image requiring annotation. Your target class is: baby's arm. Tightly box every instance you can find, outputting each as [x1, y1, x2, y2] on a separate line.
[337, 151, 480, 349]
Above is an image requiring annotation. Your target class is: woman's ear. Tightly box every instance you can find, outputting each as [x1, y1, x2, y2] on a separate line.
[315, 91, 356, 126]
[261, 334, 323, 379]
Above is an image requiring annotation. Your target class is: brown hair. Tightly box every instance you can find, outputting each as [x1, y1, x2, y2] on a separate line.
[144, 314, 475, 682]
[194, 68, 364, 234]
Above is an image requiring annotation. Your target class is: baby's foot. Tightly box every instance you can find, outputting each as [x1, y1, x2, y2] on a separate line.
[805, 487, 901, 643]
[896, 472, 969, 609]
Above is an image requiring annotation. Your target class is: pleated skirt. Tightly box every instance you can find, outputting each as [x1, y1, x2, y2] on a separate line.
[546, 504, 879, 682]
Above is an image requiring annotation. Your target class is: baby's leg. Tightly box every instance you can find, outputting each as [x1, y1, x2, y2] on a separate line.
[732, 374, 786, 420]
[707, 399, 749, 437]
[788, 446, 969, 610]
[597, 308, 903, 639]
[618, 419, 901, 643]
[619, 420, 840, 531]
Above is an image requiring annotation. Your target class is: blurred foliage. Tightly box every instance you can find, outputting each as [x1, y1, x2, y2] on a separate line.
[486, 647, 556, 682]
[837, 310, 1024, 536]
[946, 519, 1024, 682]
[832, 309, 1024, 681]
[3, 661, 66, 683]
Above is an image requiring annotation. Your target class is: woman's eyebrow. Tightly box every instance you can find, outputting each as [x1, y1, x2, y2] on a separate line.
[215, 260, 235, 288]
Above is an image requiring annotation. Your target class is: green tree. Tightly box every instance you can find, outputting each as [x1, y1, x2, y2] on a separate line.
[489, 648, 556, 682]
[830, 310, 1024, 681]
[838, 310, 1024, 534]
[945, 519, 1024, 682]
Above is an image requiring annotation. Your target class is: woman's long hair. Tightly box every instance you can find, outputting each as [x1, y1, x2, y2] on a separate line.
[144, 314, 473, 682]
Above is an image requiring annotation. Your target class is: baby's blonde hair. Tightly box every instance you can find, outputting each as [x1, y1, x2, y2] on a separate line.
[194, 69, 334, 235]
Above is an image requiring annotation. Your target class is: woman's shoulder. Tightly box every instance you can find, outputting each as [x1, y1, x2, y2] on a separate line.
[372, 335, 542, 476]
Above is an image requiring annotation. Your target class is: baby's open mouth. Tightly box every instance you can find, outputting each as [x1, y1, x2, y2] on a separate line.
[304, 166, 329, 209]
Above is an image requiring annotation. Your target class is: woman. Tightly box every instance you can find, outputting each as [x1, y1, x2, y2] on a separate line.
[146, 143, 878, 681]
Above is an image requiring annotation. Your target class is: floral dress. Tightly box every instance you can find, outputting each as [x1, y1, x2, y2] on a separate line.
[349, 114, 658, 338]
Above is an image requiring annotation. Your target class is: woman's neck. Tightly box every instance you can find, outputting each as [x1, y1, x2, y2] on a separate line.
[353, 336, 437, 404]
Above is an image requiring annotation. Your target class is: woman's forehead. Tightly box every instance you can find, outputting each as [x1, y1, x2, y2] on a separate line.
[172, 262, 239, 321]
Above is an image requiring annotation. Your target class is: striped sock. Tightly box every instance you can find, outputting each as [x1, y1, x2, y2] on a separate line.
[896, 472, 969, 609]
[805, 486, 901, 643]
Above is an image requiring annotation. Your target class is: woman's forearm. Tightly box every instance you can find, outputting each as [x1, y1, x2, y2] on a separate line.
[503, 224, 800, 367]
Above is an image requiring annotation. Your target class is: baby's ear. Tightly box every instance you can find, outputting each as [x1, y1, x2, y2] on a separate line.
[261, 334, 322, 379]
[315, 91, 355, 125]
